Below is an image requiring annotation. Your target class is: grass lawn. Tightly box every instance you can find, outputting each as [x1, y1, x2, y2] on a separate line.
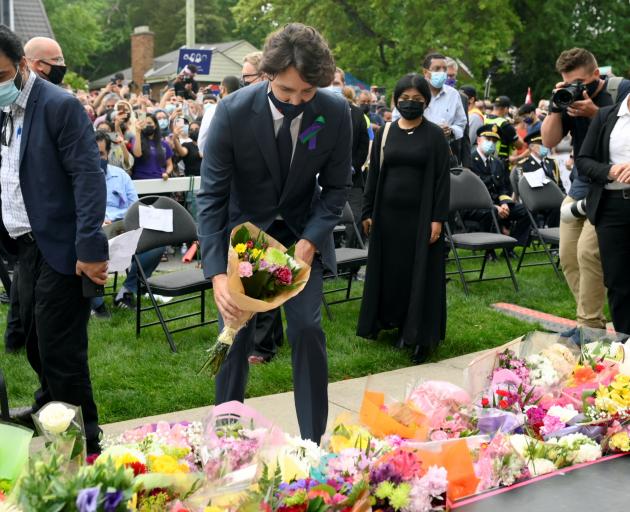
[0, 250, 583, 425]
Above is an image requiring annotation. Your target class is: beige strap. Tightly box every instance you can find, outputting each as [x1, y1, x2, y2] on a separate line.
[379, 121, 391, 169]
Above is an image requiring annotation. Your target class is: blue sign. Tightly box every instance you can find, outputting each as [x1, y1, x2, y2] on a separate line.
[177, 48, 213, 75]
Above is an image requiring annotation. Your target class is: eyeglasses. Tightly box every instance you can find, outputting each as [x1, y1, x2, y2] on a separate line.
[1, 111, 13, 146]
[39, 56, 65, 66]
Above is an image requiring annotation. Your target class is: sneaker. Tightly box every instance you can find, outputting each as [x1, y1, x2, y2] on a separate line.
[114, 292, 135, 310]
[91, 304, 111, 319]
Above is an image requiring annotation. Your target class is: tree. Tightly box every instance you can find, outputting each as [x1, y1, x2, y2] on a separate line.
[232, 0, 521, 94]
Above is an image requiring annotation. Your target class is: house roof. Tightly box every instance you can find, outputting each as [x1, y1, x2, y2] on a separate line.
[90, 40, 259, 89]
[13, 0, 55, 43]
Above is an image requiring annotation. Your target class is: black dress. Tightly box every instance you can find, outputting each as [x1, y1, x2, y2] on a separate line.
[357, 120, 450, 360]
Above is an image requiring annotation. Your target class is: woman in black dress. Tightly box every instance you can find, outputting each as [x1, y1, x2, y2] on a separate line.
[357, 73, 450, 363]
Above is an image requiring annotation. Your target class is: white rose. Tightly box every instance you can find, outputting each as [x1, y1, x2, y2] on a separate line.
[527, 458, 557, 476]
[38, 402, 76, 434]
[547, 405, 579, 424]
[575, 443, 602, 464]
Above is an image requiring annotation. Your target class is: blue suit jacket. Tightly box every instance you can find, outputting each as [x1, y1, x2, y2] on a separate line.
[0, 76, 108, 275]
[197, 82, 352, 278]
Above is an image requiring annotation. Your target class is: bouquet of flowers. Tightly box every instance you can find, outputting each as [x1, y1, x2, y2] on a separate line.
[199, 223, 310, 377]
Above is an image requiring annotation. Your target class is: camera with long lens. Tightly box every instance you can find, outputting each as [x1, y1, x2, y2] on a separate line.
[560, 198, 587, 222]
[552, 81, 586, 109]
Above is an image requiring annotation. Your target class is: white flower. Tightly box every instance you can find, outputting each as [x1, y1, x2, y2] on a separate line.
[546, 405, 579, 424]
[37, 402, 75, 434]
[526, 355, 559, 387]
[510, 434, 538, 457]
[575, 443, 602, 464]
[527, 458, 557, 476]
[97, 445, 147, 465]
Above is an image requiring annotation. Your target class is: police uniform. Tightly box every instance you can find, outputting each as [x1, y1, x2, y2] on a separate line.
[512, 125, 565, 227]
[485, 96, 520, 167]
[464, 124, 530, 246]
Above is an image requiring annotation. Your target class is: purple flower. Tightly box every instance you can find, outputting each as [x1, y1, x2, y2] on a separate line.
[104, 490, 123, 512]
[76, 487, 99, 512]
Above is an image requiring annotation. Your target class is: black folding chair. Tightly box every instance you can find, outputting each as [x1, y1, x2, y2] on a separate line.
[516, 176, 565, 279]
[0, 369, 9, 421]
[445, 168, 519, 296]
[322, 202, 368, 320]
[123, 196, 216, 352]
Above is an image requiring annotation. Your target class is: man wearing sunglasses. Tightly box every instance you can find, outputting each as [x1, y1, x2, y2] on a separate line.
[0, 26, 107, 455]
[24, 37, 67, 85]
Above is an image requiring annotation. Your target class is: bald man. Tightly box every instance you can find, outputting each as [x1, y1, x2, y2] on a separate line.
[24, 37, 66, 85]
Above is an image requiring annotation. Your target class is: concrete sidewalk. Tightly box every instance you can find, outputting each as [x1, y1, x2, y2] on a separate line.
[98, 350, 481, 439]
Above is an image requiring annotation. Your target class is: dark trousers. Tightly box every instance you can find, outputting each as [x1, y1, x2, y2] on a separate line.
[4, 264, 25, 350]
[463, 204, 530, 246]
[251, 309, 284, 359]
[215, 257, 328, 442]
[595, 193, 630, 335]
[17, 237, 99, 445]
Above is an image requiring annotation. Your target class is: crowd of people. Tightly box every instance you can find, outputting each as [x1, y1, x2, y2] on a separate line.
[2, 20, 630, 450]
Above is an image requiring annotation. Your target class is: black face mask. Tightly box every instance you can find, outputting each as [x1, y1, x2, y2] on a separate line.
[189, 129, 199, 141]
[142, 126, 156, 136]
[585, 79, 600, 98]
[42, 64, 67, 85]
[268, 89, 311, 119]
[397, 100, 425, 120]
[359, 103, 370, 115]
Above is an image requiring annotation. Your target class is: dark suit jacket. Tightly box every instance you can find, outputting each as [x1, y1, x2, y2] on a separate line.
[349, 103, 369, 188]
[576, 102, 623, 224]
[0, 76, 107, 275]
[470, 149, 513, 205]
[197, 81, 352, 278]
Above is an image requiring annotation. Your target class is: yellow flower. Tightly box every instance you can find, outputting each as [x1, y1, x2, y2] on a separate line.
[234, 243, 247, 254]
[204, 507, 223, 512]
[251, 248, 262, 259]
[329, 424, 371, 453]
[610, 432, 630, 452]
[147, 454, 189, 474]
[128, 493, 138, 511]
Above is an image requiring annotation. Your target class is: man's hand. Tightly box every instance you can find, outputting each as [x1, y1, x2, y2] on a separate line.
[429, 221, 442, 244]
[611, 163, 630, 183]
[496, 204, 509, 219]
[76, 260, 108, 286]
[212, 273, 242, 324]
[362, 218, 372, 236]
[440, 124, 453, 137]
[295, 239, 316, 266]
[567, 90, 599, 119]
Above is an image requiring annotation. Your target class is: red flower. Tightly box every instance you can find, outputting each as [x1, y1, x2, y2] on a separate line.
[246, 240, 254, 248]
[481, 397, 490, 407]
[496, 390, 510, 397]
[85, 454, 99, 465]
[499, 399, 509, 409]
[595, 363, 606, 372]
[274, 266, 293, 286]
[125, 461, 148, 476]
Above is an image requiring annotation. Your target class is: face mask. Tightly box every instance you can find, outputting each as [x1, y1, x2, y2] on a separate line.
[481, 140, 496, 155]
[158, 119, 169, 131]
[0, 69, 23, 107]
[524, 116, 534, 125]
[430, 71, 447, 89]
[445, 77, 457, 87]
[99, 159, 108, 173]
[539, 146, 550, 158]
[165, 104, 176, 114]
[143, 126, 156, 136]
[42, 64, 67, 85]
[268, 88, 311, 119]
[359, 103, 370, 115]
[397, 100, 424, 120]
[189, 129, 199, 141]
[326, 85, 343, 96]
[181, 124, 189, 137]
[585, 79, 599, 97]
[204, 102, 214, 112]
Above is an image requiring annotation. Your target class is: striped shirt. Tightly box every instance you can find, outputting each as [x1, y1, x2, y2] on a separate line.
[0, 71, 36, 238]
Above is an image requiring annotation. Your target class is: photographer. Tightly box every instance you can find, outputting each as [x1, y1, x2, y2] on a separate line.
[174, 64, 199, 100]
[577, 91, 630, 335]
[541, 48, 612, 337]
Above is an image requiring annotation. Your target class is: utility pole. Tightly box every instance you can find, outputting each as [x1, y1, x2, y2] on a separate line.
[186, 0, 195, 47]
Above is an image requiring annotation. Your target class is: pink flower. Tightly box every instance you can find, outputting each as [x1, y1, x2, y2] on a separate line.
[491, 369, 523, 388]
[274, 266, 293, 285]
[540, 414, 565, 436]
[430, 430, 449, 441]
[238, 261, 253, 278]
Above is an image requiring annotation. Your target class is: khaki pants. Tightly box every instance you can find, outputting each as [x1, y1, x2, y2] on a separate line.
[559, 196, 606, 328]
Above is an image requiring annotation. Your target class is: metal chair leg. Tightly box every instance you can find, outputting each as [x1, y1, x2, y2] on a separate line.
[504, 249, 520, 292]
[322, 295, 333, 320]
[479, 250, 489, 281]
[451, 244, 469, 296]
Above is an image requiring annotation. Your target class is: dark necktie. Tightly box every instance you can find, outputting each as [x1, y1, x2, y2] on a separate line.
[276, 112, 299, 183]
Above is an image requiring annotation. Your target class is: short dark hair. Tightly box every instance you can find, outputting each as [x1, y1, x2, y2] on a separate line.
[94, 130, 111, 153]
[0, 25, 24, 65]
[423, 52, 446, 70]
[393, 73, 432, 107]
[260, 23, 335, 87]
[187, 64, 198, 74]
[221, 75, 241, 95]
[556, 48, 598, 74]
[518, 103, 536, 116]
[460, 85, 477, 100]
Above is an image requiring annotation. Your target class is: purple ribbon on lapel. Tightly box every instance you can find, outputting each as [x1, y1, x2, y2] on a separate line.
[299, 115, 326, 150]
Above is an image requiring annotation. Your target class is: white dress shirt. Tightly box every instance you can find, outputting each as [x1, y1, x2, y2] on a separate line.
[196, 103, 216, 156]
[268, 95, 303, 163]
[606, 93, 630, 190]
[1, 71, 37, 238]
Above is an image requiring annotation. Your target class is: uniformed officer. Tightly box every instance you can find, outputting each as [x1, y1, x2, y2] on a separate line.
[512, 123, 565, 227]
[485, 96, 526, 167]
[464, 124, 530, 250]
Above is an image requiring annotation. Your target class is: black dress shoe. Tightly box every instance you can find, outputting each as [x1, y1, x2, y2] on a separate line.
[9, 406, 36, 429]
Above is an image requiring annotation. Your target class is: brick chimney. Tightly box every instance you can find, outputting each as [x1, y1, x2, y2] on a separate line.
[131, 26, 154, 87]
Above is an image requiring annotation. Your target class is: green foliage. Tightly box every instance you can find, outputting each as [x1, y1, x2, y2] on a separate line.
[63, 71, 89, 91]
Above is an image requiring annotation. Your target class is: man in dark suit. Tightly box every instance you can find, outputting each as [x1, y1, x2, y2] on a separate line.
[466, 124, 529, 248]
[331, 67, 369, 247]
[0, 26, 108, 453]
[197, 23, 352, 443]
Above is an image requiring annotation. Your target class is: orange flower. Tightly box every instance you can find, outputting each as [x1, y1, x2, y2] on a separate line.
[570, 365, 596, 386]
